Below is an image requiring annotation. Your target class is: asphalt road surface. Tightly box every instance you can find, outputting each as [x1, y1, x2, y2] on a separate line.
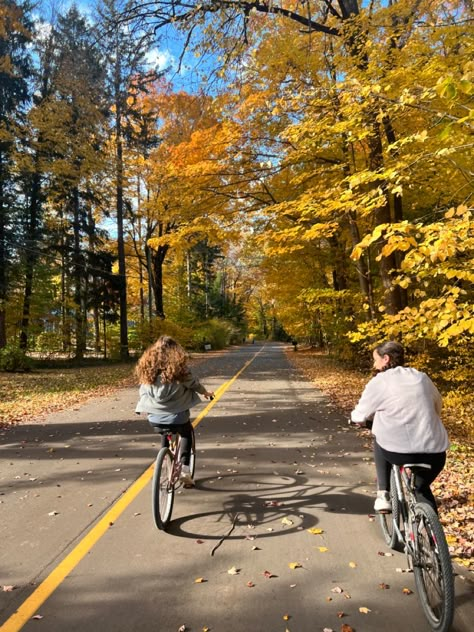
[1, 343, 472, 632]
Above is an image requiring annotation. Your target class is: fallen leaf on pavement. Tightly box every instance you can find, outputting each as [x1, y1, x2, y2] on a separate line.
[263, 570, 276, 578]
[227, 567, 240, 575]
[331, 586, 344, 594]
[317, 546, 329, 552]
[341, 625, 354, 632]
[2, 586, 15, 592]
[282, 517, 293, 526]
[288, 562, 302, 569]
[359, 607, 371, 614]
[402, 588, 413, 595]
[194, 578, 206, 583]
[307, 528, 324, 535]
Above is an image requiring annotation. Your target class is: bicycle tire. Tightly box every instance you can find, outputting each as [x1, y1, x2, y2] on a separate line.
[379, 469, 401, 549]
[152, 448, 175, 530]
[189, 425, 196, 478]
[412, 503, 454, 632]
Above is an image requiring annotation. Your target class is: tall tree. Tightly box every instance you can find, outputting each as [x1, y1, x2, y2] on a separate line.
[97, 0, 157, 359]
[0, 0, 32, 348]
[42, 5, 109, 359]
[17, 18, 56, 349]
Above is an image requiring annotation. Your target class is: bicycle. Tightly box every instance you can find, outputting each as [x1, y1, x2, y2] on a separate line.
[379, 462, 455, 632]
[151, 424, 196, 531]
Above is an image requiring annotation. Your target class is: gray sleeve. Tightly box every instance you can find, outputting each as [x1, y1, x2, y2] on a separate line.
[180, 371, 207, 394]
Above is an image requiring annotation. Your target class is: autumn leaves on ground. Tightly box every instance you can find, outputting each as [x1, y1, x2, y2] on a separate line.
[0, 349, 472, 574]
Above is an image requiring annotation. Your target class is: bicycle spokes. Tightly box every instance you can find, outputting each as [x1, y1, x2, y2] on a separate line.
[415, 520, 444, 609]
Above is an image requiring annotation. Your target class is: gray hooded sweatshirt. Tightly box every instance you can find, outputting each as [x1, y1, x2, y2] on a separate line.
[135, 371, 207, 424]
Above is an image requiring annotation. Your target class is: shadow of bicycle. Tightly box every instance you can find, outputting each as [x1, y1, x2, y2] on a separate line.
[164, 471, 373, 541]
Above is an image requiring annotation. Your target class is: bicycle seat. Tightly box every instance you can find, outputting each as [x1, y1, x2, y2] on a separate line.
[151, 425, 178, 434]
[403, 463, 432, 470]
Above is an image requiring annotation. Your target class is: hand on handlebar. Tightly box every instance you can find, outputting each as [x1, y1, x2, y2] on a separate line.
[348, 417, 373, 430]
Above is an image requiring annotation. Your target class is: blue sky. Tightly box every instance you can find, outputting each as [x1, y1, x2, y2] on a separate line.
[35, 0, 207, 92]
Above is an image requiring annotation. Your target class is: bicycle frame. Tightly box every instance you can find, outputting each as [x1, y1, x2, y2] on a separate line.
[384, 464, 455, 632]
[160, 431, 183, 486]
[151, 425, 196, 530]
[390, 465, 423, 567]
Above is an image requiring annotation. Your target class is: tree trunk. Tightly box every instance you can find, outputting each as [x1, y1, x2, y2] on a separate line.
[382, 114, 408, 309]
[73, 186, 86, 360]
[366, 116, 404, 314]
[115, 50, 129, 360]
[0, 156, 7, 349]
[19, 160, 42, 350]
[150, 244, 169, 319]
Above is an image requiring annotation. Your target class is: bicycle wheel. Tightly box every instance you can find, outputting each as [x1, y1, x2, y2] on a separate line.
[189, 425, 196, 478]
[152, 448, 175, 530]
[379, 469, 401, 549]
[412, 503, 454, 632]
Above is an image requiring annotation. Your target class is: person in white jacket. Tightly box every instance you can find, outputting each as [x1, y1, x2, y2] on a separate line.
[135, 336, 214, 486]
[351, 341, 449, 513]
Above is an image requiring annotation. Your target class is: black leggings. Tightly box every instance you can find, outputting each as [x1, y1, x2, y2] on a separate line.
[374, 442, 446, 513]
[154, 421, 193, 466]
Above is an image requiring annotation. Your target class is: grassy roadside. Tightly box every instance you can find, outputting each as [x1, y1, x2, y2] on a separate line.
[0, 363, 137, 428]
[285, 347, 473, 575]
[0, 353, 211, 428]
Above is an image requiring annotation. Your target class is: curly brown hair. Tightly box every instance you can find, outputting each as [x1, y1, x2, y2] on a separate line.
[135, 336, 190, 385]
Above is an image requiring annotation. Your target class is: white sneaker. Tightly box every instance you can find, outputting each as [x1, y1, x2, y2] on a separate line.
[179, 465, 195, 488]
[374, 491, 391, 513]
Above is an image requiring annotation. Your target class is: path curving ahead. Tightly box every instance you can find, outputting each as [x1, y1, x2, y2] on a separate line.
[0, 343, 472, 632]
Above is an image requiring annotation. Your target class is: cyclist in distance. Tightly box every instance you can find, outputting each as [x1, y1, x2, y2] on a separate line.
[135, 335, 214, 487]
[350, 341, 449, 514]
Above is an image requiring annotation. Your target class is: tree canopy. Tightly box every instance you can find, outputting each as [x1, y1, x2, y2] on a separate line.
[0, 0, 471, 389]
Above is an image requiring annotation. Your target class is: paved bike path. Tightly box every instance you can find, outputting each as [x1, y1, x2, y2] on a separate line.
[0, 343, 472, 632]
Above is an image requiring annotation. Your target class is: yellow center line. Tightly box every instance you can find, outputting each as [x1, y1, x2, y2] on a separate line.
[0, 346, 263, 632]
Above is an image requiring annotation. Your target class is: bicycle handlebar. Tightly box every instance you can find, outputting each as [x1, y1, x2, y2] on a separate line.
[348, 418, 373, 430]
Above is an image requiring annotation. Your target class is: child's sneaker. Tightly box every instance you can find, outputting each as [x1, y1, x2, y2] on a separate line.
[179, 465, 195, 488]
[374, 490, 391, 513]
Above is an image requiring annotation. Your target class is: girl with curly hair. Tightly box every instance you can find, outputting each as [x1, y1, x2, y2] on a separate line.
[135, 335, 214, 486]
